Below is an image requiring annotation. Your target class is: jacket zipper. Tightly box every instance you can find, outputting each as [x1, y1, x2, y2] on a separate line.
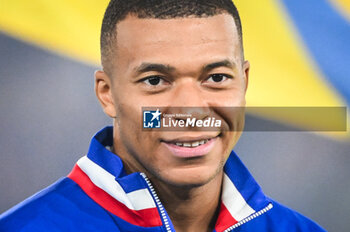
[141, 172, 273, 232]
[223, 203, 273, 232]
[140, 173, 173, 232]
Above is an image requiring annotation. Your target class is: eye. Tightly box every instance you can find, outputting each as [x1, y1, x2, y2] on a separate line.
[143, 76, 165, 86]
[206, 74, 232, 83]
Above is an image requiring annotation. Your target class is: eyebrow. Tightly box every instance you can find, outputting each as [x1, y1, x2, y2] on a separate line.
[202, 59, 236, 72]
[134, 63, 176, 74]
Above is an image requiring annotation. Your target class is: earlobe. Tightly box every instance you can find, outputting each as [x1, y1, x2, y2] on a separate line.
[94, 70, 117, 118]
[243, 60, 250, 93]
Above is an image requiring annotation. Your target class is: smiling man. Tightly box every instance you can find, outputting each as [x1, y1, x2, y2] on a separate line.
[0, 1, 326, 232]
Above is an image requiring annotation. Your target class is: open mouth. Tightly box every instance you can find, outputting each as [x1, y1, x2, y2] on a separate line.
[172, 139, 211, 148]
[161, 135, 220, 158]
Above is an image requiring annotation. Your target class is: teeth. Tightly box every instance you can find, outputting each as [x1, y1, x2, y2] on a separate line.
[174, 139, 209, 148]
[191, 141, 199, 147]
[183, 143, 191, 147]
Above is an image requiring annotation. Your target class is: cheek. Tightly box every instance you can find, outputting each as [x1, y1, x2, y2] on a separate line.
[221, 131, 242, 155]
[210, 87, 246, 108]
[115, 100, 144, 147]
[116, 104, 139, 130]
[215, 101, 245, 133]
[116, 103, 162, 157]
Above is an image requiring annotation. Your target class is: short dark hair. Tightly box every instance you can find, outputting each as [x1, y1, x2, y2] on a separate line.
[101, 0, 243, 75]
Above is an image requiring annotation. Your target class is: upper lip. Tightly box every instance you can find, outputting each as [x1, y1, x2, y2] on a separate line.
[161, 134, 220, 143]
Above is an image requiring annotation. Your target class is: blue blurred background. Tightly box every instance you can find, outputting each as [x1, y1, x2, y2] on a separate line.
[0, 1, 349, 231]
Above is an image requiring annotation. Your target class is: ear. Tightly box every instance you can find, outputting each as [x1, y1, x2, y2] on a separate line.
[95, 70, 117, 118]
[243, 60, 250, 93]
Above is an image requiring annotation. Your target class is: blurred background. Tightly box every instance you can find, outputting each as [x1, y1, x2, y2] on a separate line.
[0, 0, 349, 231]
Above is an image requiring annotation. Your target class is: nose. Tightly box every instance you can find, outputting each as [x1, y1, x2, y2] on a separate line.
[167, 78, 211, 121]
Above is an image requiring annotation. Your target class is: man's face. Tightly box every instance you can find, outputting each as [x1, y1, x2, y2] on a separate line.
[104, 14, 249, 186]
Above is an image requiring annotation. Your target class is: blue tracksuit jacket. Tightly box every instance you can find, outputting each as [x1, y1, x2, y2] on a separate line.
[0, 127, 326, 231]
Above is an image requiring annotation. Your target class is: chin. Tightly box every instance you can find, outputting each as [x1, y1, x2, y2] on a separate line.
[156, 164, 222, 188]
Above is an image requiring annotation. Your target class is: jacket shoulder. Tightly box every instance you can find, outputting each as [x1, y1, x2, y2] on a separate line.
[0, 177, 120, 231]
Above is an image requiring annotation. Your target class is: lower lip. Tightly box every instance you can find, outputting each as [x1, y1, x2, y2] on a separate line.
[162, 138, 217, 158]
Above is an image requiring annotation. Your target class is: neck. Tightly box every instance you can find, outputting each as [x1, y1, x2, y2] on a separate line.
[150, 173, 223, 232]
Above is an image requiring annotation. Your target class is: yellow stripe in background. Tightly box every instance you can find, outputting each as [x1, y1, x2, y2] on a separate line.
[235, 0, 343, 107]
[0, 0, 109, 65]
[234, 0, 348, 138]
[330, 0, 350, 21]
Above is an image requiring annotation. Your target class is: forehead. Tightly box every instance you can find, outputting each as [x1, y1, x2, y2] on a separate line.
[114, 14, 241, 71]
